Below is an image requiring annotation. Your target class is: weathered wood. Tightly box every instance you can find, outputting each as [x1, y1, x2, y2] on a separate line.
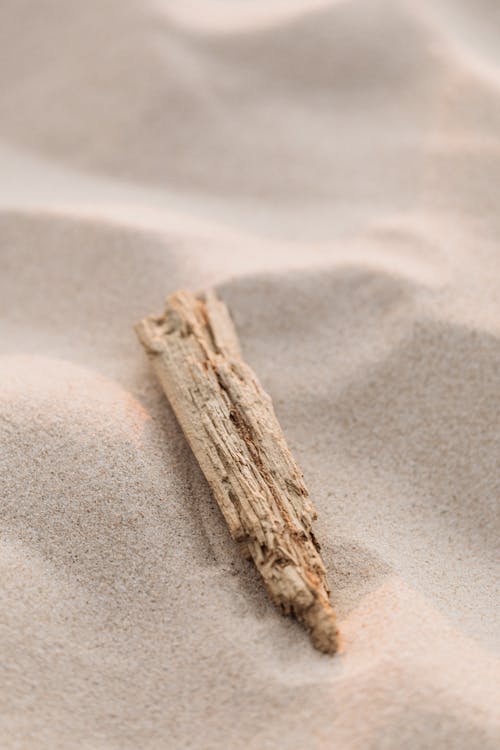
[135, 290, 338, 654]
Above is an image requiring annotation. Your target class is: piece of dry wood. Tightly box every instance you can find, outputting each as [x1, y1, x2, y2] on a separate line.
[135, 290, 338, 654]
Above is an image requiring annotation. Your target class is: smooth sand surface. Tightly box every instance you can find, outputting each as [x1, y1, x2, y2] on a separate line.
[1, 1, 499, 748]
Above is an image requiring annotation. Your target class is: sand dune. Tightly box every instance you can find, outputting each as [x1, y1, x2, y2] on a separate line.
[0, 1, 499, 748]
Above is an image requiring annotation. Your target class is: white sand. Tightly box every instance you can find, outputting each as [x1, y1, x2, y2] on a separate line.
[1, 1, 499, 748]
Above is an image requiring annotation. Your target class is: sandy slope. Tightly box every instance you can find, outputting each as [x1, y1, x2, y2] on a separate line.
[0, 1, 499, 748]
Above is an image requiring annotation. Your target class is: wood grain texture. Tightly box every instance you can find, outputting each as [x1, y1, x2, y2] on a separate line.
[135, 290, 338, 654]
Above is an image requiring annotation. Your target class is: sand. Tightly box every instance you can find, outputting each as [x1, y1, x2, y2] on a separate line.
[0, 1, 499, 748]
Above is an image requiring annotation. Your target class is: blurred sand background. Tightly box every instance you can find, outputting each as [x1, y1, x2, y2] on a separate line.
[0, 1, 499, 748]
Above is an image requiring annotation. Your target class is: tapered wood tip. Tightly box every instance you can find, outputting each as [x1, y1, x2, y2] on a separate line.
[303, 601, 339, 655]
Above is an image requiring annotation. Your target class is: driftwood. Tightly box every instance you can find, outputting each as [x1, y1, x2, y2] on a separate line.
[135, 290, 338, 654]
